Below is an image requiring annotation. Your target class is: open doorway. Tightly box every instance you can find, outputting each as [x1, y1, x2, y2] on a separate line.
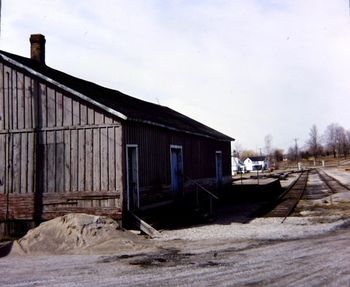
[126, 145, 139, 210]
[215, 151, 223, 189]
[170, 145, 183, 195]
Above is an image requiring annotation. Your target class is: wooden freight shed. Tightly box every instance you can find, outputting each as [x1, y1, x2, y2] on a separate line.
[0, 34, 233, 232]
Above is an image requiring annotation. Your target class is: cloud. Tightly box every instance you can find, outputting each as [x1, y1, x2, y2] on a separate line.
[1, 0, 350, 151]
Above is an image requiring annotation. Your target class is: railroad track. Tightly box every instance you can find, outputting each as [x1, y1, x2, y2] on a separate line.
[264, 170, 309, 222]
[315, 168, 350, 193]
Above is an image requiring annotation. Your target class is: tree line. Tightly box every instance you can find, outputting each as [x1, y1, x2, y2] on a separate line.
[234, 122, 350, 165]
[295, 123, 350, 160]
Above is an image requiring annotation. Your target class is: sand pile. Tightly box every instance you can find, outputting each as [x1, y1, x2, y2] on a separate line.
[11, 213, 146, 255]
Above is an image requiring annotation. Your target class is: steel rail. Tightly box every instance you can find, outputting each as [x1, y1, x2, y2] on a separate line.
[281, 170, 309, 223]
[315, 168, 350, 193]
[263, 170, 309, 222]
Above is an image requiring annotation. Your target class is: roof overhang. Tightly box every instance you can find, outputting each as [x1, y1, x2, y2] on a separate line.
[0, 52, 234, 142]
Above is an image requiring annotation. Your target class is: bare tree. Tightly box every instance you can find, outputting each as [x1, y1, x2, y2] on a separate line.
[287, 146, 297, 161]
[347, 130, 350, 156]
[324, 123, 340, 157]
[264, 134, 273, 157]
[273, 149, 284, 162]
[307, 124, 321, 159]
[324, 123, 349, 158]
[232, 143, 243, 158]
[337, 126, 349, 158]
[240, 150, 258, 160]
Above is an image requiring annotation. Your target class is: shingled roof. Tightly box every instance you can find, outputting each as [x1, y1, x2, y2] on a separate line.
[0, 50, 233, 141]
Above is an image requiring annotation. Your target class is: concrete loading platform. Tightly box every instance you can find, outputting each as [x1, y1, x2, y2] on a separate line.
[227, 178, 283, 201]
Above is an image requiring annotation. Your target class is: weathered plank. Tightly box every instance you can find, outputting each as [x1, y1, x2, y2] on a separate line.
[0, 63, 3, 130]
[115, 126, 123, 191]
[80, 104, 87, 125]
[70, 129, 78, 192]
[56, 91, 63, 127]
[93, 128, 100, 191]
[64, 129, 71, 192]
[56, 139, 64, 193]
[0, 134, 5, 194]
[17, 72, 25, 130]
[47, 87, 56, 127]
[39, 83, 47, 128]
[12, 133, 21, 193]
[87, 106, 94, 125]
[63, 93, 72, 126]
[20, 133, 28, 194]
[46, 131, 56, 193]
[12, 70, 18, 130]
[128, 212, 161, 238]
[4, 67, 10, 130]
[100, 128, 108, 191]
[72, 99, 80, 125]
[78, 129, 85, 191]
[27, 132, 35, 194]
[85, 129, 93, 191]
[94, 110, 103, 125]
[24, 76, 32, 129]
[108, 127, 115, 191]
[56, 131, 64, 192]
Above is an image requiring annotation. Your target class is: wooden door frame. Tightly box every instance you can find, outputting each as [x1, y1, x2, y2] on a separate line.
[215, 150, 223, 188]
[126, 144, 139, 210]
[170, 145, 183, 194]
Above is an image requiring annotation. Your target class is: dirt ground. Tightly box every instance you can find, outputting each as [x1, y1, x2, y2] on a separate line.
[1, 168, 350, 287]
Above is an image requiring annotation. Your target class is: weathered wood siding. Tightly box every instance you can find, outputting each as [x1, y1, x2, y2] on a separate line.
[124, 122, 231, 207]
[0, 61, 123, 221]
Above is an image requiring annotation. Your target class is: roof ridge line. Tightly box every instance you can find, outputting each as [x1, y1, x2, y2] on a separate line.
[0, 52, 128, 120]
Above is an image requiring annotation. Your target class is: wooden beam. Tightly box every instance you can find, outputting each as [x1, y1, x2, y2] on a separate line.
[128, 212, 161, 239]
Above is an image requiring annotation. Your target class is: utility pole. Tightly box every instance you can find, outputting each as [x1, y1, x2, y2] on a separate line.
[294, 138, 299, 161]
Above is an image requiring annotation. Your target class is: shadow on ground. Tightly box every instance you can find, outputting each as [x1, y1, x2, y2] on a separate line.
[0, 242, 13, 258]
[131, 180, 284, 231]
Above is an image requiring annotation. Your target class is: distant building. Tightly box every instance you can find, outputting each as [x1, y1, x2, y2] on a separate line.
[0, 34, 234, 230]
[244, 156, 269, 172]
[231, 157, 245, 175]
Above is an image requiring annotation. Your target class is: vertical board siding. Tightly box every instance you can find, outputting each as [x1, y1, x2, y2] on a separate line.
[85, 129, 93, 191]
[17, 72, 25, 129]
[0, 63, 3, 130]
[0, 134, 5, 194]
[0, 62, 123, 221]
[124, 122, 231, 206]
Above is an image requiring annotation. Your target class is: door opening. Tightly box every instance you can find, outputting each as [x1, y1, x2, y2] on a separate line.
[215, 151, 223, 189]
[170, 145, 183, 194]
[126, 145, 139, 210]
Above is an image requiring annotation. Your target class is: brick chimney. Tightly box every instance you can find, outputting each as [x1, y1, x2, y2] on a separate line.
[30, 34, 46, 64]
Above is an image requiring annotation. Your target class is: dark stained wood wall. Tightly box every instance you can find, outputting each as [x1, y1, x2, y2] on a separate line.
[0, 61, 123, 221]
[124, 122, 231, 207]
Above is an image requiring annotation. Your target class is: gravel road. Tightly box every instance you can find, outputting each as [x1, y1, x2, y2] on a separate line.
[1, 168, 350, 286]
[2, 226, 350, 287]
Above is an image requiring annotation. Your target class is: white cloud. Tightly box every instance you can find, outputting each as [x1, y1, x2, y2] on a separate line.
[1, 0, 350, 152]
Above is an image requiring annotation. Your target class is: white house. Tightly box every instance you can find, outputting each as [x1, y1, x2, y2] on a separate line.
[232, 157, 246, 175]
[244, 156, 269, 172]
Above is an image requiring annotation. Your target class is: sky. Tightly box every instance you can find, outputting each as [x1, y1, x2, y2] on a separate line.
[1, 0, 350, 153]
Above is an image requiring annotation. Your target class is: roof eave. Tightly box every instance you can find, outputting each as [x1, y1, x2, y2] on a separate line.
[0, 52, 234, 142]
[0, 52, 128, 120]
[129, 118, 234, 142]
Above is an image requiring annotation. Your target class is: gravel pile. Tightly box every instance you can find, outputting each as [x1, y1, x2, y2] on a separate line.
[11, 213, 143, 255]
